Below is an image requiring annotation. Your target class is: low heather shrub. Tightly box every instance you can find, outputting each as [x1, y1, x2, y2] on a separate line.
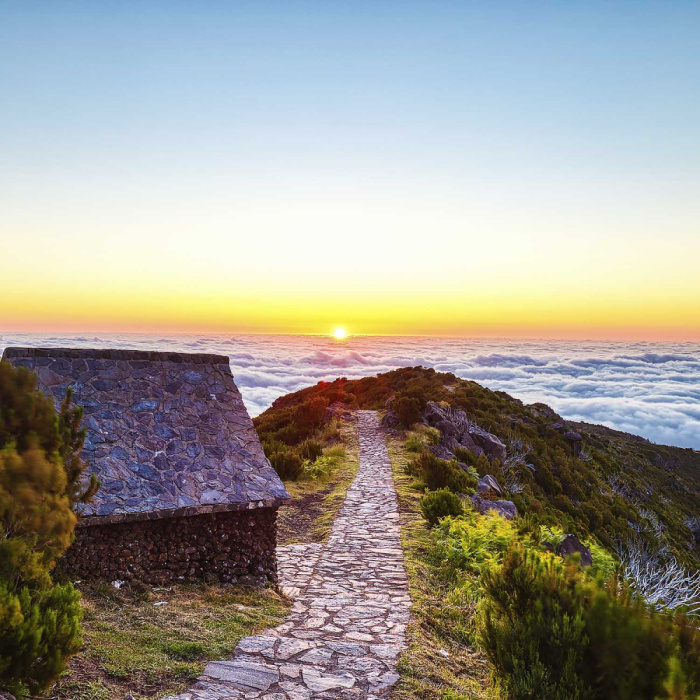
[269, 451, 304, 481]
[480, 546, 694, 699]
[406, 452, 477, 493]
[421, 488, 463, 527]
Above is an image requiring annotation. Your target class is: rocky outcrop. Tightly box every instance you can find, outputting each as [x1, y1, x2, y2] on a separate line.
[477, 474, 502, 497]
[423, 402, 506, 462]
[556, 534, 593, 568]
[326, 402, 353, 422]
[527, 401, 587, 457]
[563, 430, 583, 457]
[529, 403, 564, 424]
[470, 494, 517, 520]
[380, 411, 401, 430]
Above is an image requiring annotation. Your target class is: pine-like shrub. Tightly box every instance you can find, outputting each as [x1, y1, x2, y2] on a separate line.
[480, 546, 682, 699]
[453, 446, 477, 466]
[297, 439, 323, 463]
[421, 488, 463, 527]
[674, 611, 700, 695]
[406, 452, 477, 493]
[392, 395, 423, 428]
[0, 362, 95, 695]
[268, 450, 304, 481]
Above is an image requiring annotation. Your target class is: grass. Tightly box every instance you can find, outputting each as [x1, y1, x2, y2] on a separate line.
[386, 426, 500, 700]
[277, 417, 359, 545]
[39, 582, 289, 700]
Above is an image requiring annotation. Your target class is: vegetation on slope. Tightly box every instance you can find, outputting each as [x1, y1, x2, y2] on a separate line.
[255, 366, 700, 570]
[275, 417, 359, 545]
[387, 431, 498, 699]
[255, 365, 700, 698]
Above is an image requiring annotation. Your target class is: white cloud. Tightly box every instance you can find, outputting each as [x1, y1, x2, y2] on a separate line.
[2, 333, 699, 448]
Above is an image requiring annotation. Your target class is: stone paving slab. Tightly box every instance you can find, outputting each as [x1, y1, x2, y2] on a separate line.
[276, 543, 323, 599]
[164, 411, 410, 699]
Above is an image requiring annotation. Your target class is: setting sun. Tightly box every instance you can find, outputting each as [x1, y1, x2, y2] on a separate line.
[333, 327, 348, 340]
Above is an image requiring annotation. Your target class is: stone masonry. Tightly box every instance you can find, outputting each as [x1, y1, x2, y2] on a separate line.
[61, 507, 278, 586]
[166, 410, 411, 699]
[2, 347, 289, 584]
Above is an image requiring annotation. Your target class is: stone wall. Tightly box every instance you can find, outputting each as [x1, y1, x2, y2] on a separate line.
[61, 507, 278, 586]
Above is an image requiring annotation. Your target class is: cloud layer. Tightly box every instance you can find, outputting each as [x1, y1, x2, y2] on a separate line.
[2, 334, 699, 449]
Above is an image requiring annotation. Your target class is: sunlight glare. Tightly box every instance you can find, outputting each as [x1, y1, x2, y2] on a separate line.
[333, 327, 347, 340]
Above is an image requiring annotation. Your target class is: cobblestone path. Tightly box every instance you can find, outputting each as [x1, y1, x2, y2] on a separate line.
[170, 411, 411, 699]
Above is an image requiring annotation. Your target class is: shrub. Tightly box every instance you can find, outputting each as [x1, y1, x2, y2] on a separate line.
[294, 397, 328, 432]
[674, 611, 700, 694]
[0, 362, 94, 694]
[474, 452, 491, 476]
[453, 446, 477, 466]
[393, 396, 423, 428]
[297, 439, 323, 463]
[406, 452, 477, 493]
[268, 450, 304, 481]
[317, 418, 341, 444]
[480, 546, 683, 699]
[437, 511, 521, 580]
[304, 444, 347, 480]
[405, 434, 425, 453]
[421, 489, 463, 527]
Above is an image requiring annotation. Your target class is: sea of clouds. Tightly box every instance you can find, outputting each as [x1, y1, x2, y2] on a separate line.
[2, 333, 699, 449]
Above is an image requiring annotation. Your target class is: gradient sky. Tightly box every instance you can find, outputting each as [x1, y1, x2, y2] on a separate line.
[1, 2, 699, 339]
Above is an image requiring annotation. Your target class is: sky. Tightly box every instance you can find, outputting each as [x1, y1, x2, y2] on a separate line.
[1, 2, 699, 339]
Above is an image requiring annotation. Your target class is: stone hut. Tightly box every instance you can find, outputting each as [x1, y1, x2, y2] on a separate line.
[1, 347, 289, 585]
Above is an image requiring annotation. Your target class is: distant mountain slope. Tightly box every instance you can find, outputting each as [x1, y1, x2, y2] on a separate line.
[255, 366, 700, 568]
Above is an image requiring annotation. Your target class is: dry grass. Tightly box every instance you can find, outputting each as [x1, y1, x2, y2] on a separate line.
[39, 582, 289, 700]
[386, 429, 500, 700]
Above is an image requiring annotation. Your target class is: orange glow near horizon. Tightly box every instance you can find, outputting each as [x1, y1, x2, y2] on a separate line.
[1, 281, 698, 341]
[2, 186, 698, 342]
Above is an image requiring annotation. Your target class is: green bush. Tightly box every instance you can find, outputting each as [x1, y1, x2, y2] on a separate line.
[0, 362, 95, 695]
[393, 396, 423, 428]
[405, 434, 425, 452]
[406, 452, 477, 493]
[268, 450, 304, 481]
[436, 511, 522, 581]
[453, 446, 477, 466]
[480, 546, 683, 699]
[420, 489, 463, 527]
[294, 397, 328, 433]
[674, 611, 700, 694]
[297, 439, 323, 463]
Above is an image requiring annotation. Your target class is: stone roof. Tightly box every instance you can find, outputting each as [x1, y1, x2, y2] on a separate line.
[2, 347, 289, 524]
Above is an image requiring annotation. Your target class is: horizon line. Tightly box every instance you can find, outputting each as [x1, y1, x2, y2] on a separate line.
[2, 329, 700, 344]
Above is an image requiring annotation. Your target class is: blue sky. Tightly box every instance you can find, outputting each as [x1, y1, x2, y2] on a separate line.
[1, 2, 699, 337]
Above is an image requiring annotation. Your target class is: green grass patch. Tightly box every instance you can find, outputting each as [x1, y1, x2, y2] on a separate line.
[39, 583, 289, 700]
